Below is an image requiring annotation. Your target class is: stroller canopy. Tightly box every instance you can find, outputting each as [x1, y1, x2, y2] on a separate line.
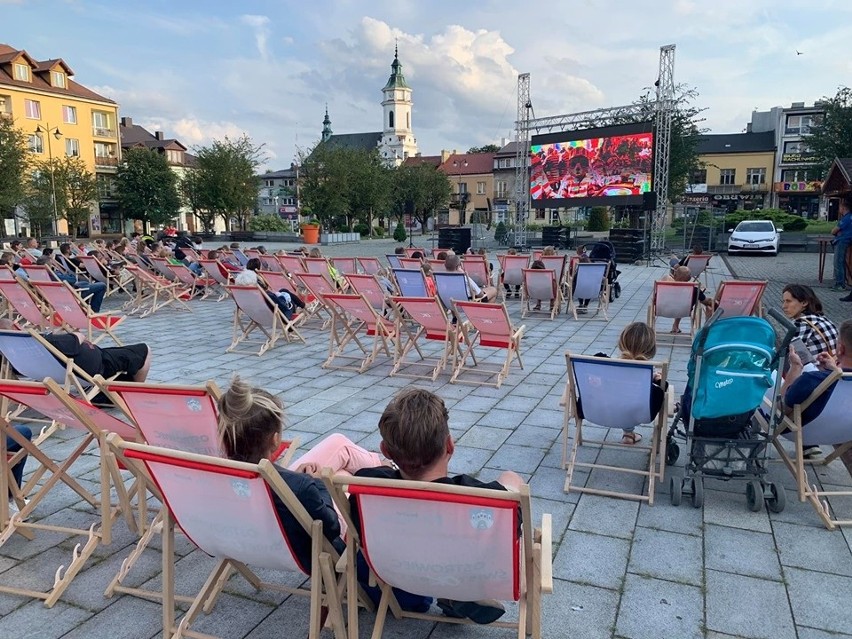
[588, 241, 616, 262]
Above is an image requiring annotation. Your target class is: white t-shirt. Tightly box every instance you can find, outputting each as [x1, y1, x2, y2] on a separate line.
[235, 269, 258, 286]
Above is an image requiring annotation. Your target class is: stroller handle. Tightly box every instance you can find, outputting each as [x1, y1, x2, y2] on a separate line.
[767, 307, 797, 368]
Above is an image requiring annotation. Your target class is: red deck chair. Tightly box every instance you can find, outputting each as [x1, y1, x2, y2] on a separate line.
[462, 257, 491, 290]
[30, 280, 125, 345]
[276, 254, 307, 278]
[331, 257, 357, 275]
[294, 272, 336, 328]
[522, 268, 561, 319]
[451, 301, 525, 388]
[498, 254, 530, 302]
[170, 263, 218, 300]
[398, 257, 422, 270]
[403, 247, 426, 258]
[109, 437, 348, 639]
[540, 255, 568, 295]
[19, 264, 55, 282]
[150, 256, 179, 282]
[683, 253, 713, 286]
[77, 254, 131, 297]
[226, 285, 305, 356]
[0, 280, 50, 328]
[123, 264, 193, 317]
[647, 280, 700, 341]
[431, 247, 452, 257]
[322, 293, 397, 373]
[390, 296, 458, 381]
[323, 473, 552, 639]
[356, 256, 381, 275]
[427, 258, 448, 273]
[197, 259, 233, 300]
[714, 280, 766, 318]
[304, 257, 339, 288]
[347, 274, 391, 316]
[0, 379, 137, 606]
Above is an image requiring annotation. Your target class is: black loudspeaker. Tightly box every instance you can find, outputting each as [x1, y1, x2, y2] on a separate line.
[642, 191, 658, 211]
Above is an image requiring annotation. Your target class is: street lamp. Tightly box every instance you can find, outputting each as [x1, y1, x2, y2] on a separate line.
[452, 158, 468, 225]
[35, 124, 63, 236]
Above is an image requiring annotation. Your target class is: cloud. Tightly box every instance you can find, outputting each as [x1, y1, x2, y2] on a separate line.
[241, 14, 272, 60]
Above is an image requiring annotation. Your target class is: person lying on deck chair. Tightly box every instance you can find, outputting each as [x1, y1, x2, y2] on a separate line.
[350, 387, 524, 624]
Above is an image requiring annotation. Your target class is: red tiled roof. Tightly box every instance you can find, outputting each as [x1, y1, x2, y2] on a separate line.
[403, 155, 441, 167]
[438, 152, 495, 175]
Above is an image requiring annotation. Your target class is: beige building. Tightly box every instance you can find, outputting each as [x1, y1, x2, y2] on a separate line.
[438, 152, 496, 226]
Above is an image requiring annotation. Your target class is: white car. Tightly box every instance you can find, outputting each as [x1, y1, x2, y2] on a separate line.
[727, 220, 781, 256]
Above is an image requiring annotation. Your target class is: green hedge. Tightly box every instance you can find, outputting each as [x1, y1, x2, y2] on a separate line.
[587, 207, 610, 232]
[393, 222, 407, 242]
[249, 214, 290, 232]
[723, 208, 808, 232]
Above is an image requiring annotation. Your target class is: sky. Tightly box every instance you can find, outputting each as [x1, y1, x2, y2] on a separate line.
[4, 0, 851, 171]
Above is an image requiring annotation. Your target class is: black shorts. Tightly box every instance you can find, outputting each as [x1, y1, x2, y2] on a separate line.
[100, 343, 149, 380]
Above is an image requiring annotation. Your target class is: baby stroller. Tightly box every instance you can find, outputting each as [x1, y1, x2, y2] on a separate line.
[666, 309, 795, 511]
[587, 241, 621, 301]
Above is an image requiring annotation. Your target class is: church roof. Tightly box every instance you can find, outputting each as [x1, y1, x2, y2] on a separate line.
[323, 132, 382, 152]
[382, 46, 410, 91]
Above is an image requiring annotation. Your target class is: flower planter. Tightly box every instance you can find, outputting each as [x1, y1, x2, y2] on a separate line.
[301, 224, 320, 244]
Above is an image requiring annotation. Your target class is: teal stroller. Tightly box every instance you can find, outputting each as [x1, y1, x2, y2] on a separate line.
[667, 309, 795, 511]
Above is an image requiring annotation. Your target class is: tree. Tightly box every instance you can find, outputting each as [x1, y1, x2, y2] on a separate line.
[0, 116, 30, 221]
[179, 169, 216, 233]
[21, 166, 57, 236]
[348, 150, 392, 232]
[587, 206, 610, 231]
[417, 164, 452, 231]
[468, 144, 501, 153]
[393, 221, 407, 243]
[60, 156, 97, 236]
[193, 135, 265, 231]
[115, 147, 181, 229]
[806, 86, 852, 178]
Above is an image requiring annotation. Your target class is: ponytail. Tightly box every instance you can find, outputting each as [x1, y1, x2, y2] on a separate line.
[217, 376, 284, 463]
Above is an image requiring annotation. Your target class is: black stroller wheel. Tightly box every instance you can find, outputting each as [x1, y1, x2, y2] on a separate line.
[669, 476, 683, 506]
[614, 282, 621, 299]
[766, 482, 786, 513]
[665, 441, 680, 466]
[691, 478, 704, 509]
[746, 480, 764, 512]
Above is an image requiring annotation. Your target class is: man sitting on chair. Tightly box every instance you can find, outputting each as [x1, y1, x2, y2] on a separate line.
[444, 253, 497, 302]
[353, 388, 523, 624]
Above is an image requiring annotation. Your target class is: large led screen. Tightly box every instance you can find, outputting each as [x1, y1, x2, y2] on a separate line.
[530, 123, 654, 208]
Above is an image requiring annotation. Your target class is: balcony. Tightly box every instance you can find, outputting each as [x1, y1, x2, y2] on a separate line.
[92, 126, 116, 139]
[94, 155, 119, 168]
[0, 111, 11, 120]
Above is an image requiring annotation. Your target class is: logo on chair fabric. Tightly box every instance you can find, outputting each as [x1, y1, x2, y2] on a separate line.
[186, 398, 203, 412]
[469, 508, 494, 529]
[231, 479, 251, 498]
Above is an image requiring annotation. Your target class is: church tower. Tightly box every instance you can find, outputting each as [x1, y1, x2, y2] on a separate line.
[321, 104, 333, 143]
[379, 45, 417, 166]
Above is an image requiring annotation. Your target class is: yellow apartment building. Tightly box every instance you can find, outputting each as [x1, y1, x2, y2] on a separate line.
[0, 43, 120, 237]
[438, 152, 496, 226]
[685, 132, 777, 211]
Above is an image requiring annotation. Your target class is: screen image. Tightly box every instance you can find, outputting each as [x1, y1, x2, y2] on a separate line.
[530, 124, 654, 208]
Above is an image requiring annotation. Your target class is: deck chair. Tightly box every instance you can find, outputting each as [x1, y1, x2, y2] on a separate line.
[390, 296, 458, 381]
[431, 247, 451, 258]
[243, 249, 261, 261]
[305, 257, 339, 289]
[403, 247, 426, 258]
[150, 257, 179, 282]
[0, 280, 51, 328]
[521, 268, 560, 320]
[451, 301, 525, 389]
[294, 272, 336, 329]
[18, 264, 55, 282]
[322, 293, 397, 373]
[322, 472, 553, 639]
[170, 263, 217, 300]
[0, 379, 137, 606]
[226, 285, 305, 356]
[568, 262, 609, 320]
[433, 271, 473, 314]
[392, 268, 429, 298]
[356, 256, 381, 275]
[540, 255, 569, 296]
[647, 280, 700, 340]
[498, 254, 530, 302]
[109, 436, 347, 639]
[78, 254, 130, 297]
[197, 259, 232, 300]
[769, 372, 852, 530]
[277, 254, 306, 277]
[427, 258, 448, 273]
[385, 254, 403, 270]
[98, 380, 298, 604]
[30, 280, 125, 345]
[348, 274, 392, 316]
[123, 264, 193, 317]
[462, 258, 491, 290]
[398, 257, 422, 270]
[714, 280, 766, 318]
[561, 353, 669, 504]
[230, 248, 249, 266]
[331, 257, 357, 275]
[683, 253, 712, 286]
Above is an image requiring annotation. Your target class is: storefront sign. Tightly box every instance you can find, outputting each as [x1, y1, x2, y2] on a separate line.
[710, 193, 764, 202]
[774, 181, 822, 193]
[278, 206, 298, 220]
[781, 153, 818, 164]
[681, 194, 710, 205]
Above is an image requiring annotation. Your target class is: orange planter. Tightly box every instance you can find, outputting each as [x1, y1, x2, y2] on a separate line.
[301, 224, 320, 244]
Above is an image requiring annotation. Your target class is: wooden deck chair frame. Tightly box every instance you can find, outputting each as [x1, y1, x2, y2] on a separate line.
[170, 263, 217, 300]
[123, 264, 193, 318]
[277, 254, 307, 278]
[765, 372, 852, 529]
[322, 472, 553, 639]
[108, 436, 348, 639]
[499, 254, 530, 302]
[77, 254, 131, 297]
[95, 379, 299, 605]
[567, 262, 610, 320]
[647, 280, 700, 341]
[149, 256, 179, 282]
[293, 272, 336, 329]
[31, 280, 125, 345]
[561, 353, 669, 504]
[462, 257, 491, 290]
[0, 280, 51, 329]
[521, 268, 561, 320]
[713, 280, 766, 318]
[540, 255, 569, 298]
[226, 285, 305, 356]
[322, 293, 397, 373]
[0, 379, 138, 606]
[356, 256, 381, 275]
[389, 296, 458, 381]
[451, 301, 525, 389]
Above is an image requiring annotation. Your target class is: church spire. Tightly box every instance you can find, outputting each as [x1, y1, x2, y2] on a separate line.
[321, 104, 332, 142]
[383, 43, 409, 91]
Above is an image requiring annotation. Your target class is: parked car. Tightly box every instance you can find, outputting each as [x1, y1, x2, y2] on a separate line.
[727, 220, 781, 256]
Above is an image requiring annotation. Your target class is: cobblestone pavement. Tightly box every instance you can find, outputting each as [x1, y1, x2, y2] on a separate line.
[2, 239, 851, 639]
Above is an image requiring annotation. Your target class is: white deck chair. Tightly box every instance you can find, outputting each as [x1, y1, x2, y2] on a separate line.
[226, 285, 305, 356]
[498, 254, 529, 302]
[562, 353, 669, 504]
[647, 280, 700, 340]
[522, 268, 560, 319]
[110, 437, 347, 639]
[568, 262, 609, 320]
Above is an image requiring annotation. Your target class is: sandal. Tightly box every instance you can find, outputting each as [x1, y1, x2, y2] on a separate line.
[621, 432, 643, 445]
[670, 329, 682, 334]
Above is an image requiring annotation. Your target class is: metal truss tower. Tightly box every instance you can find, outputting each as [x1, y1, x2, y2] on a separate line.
[651, 44, 676, 251]
[513, 73, 532, 248]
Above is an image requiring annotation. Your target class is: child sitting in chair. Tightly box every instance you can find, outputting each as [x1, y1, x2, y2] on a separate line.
[529, 260, 556, 312]
[666, 265, 715, 334]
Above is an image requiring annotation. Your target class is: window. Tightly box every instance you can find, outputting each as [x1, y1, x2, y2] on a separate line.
[782, 169, 813, 182]
[25, 99, 41, 119]
[458, 182, 467, 194]
[496, 180, 508, 197]
[389, 111, 395, 128]
[264, 179, 274, 187]
[14, 63, 29, 81]
[690, 168, 707, 184]
[477, 181, 486, 195]
[783, 140, 808, 154]
[97, 175, 115, 198]
[28, 133, 44, 154]
[62, 105, 77, 124]
[719, 169, 736, 185]
[406, 112, 410, 129]
[65, 138, 80, 157]
[785, 114, 820, 135]
[94, 142, 114, 157]
[746, 168, 766, 185]
[166, 149, 183, 164]
[51, 71, 66, 88]
[535, 208, 545, 220]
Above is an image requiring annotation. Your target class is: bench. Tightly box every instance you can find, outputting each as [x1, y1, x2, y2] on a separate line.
[780, 234, 809, 251]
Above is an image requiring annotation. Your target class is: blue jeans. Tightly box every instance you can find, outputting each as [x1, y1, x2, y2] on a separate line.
[7, 425, 32, 495]
[55, 274, 107, 312]
[835, 238, 851, 287]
